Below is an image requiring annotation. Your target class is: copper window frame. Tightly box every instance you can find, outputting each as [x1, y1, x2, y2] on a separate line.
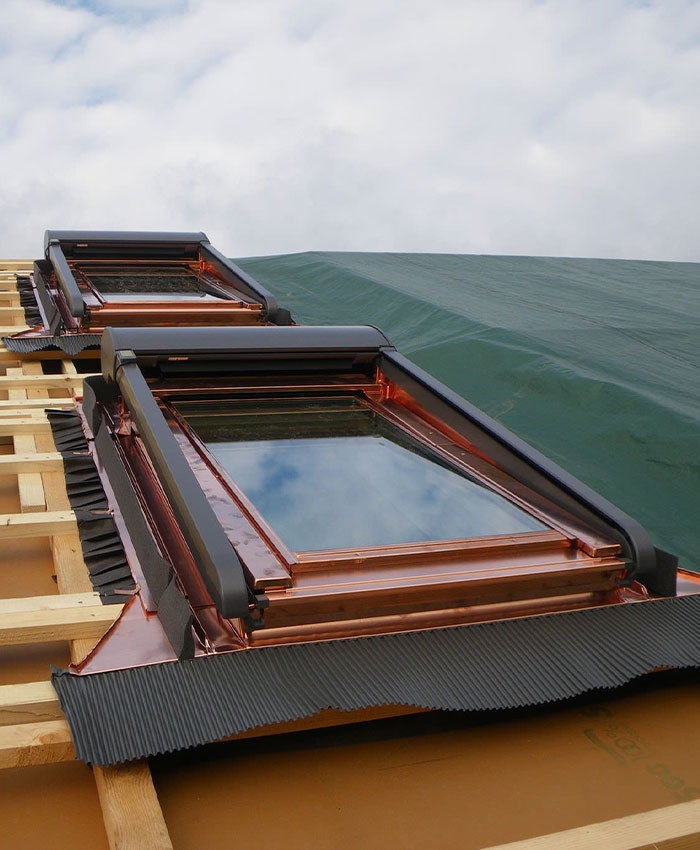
[153, 376, 618, 586]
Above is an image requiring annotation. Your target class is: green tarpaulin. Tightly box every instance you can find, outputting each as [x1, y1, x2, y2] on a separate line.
[235, 252, 700, 574]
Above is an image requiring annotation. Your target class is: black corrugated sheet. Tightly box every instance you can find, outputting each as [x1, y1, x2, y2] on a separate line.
[1, 334, 102, 355]
[46, 409, 135, 603]
[52, 593, 700, 766]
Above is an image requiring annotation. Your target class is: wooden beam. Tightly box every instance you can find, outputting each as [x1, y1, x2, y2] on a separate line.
[0, 307, 26, 320]
[483, 799, 700, 850]
[0, 719, 75, 768]
[7, 366, 46, 512]
[0, 591, 102, 613]
[0, 418, 53, 436]
[94, 763, 174, 850]
[0, 373, 91, 389]
[0, 325, 30, 333]
[0, 509, 77, 538]
[0, 452, 64, 474]
[0, 680, 60, 726]
[0, 398, 74, 410]
[0, 594, 122, 645]
[0, 409, 51, 419]
[0, 260, 33, 271]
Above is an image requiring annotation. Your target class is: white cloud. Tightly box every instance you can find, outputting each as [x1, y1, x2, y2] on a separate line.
[0, 0, 699, 260]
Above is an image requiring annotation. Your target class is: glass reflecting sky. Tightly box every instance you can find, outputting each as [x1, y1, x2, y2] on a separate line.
[176, 398, 546, 552]
[81, 266, 221, 301]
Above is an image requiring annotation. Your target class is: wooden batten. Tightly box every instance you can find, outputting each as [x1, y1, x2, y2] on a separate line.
[0, 307, 27, 321]
[0, 720, 75, 769]
[0, 261, 33, 271]
[0, 593, 122, 646]
[484, 799, 700, 850]
[0, 680, 61, 726]
[0, 373, 90, 389]
[7, 365, 46, 511]
[0, 509, 78, 539]
[0, 418, 54, 436]
[0, 397, 74, 410]
[0, 452, 65, 474]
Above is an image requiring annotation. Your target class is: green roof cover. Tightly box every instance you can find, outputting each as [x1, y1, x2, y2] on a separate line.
[235, 252, 699, 575]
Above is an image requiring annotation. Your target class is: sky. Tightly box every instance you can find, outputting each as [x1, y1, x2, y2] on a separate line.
[1, 0, 699, 261]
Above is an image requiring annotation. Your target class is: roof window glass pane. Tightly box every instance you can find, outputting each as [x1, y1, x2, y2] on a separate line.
[77, 264, 221, 301]
[174, 397, 547, 552]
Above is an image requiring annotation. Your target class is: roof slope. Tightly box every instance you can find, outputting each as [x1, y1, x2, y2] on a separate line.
[235, 251, 700, 573]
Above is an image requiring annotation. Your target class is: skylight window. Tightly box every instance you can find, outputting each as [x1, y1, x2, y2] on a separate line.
[174, 396, 547, 553]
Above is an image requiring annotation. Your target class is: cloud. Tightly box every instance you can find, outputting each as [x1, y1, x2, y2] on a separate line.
[0, 0, 699, 260]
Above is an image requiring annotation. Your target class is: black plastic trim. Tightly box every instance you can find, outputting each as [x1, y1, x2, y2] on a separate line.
[112, 357, 251, 619]
[199, 243, 286, 322]
[83, 376, 194, 657]
[45, 230, 209, 255]
[47, 242, 84, 318]
[32, 261, 62, 333]
[101, 325, 391, 381]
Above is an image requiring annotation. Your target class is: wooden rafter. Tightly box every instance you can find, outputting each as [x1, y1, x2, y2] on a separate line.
[0, 510, 78, 539]
[0, 680, 61, 725]
[0, 593, 122, 646]
[484, 799, 700, 850]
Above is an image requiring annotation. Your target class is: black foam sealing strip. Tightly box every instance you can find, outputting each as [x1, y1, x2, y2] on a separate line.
[15, 275, 42, 327]
[45, 409, 135, 602]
